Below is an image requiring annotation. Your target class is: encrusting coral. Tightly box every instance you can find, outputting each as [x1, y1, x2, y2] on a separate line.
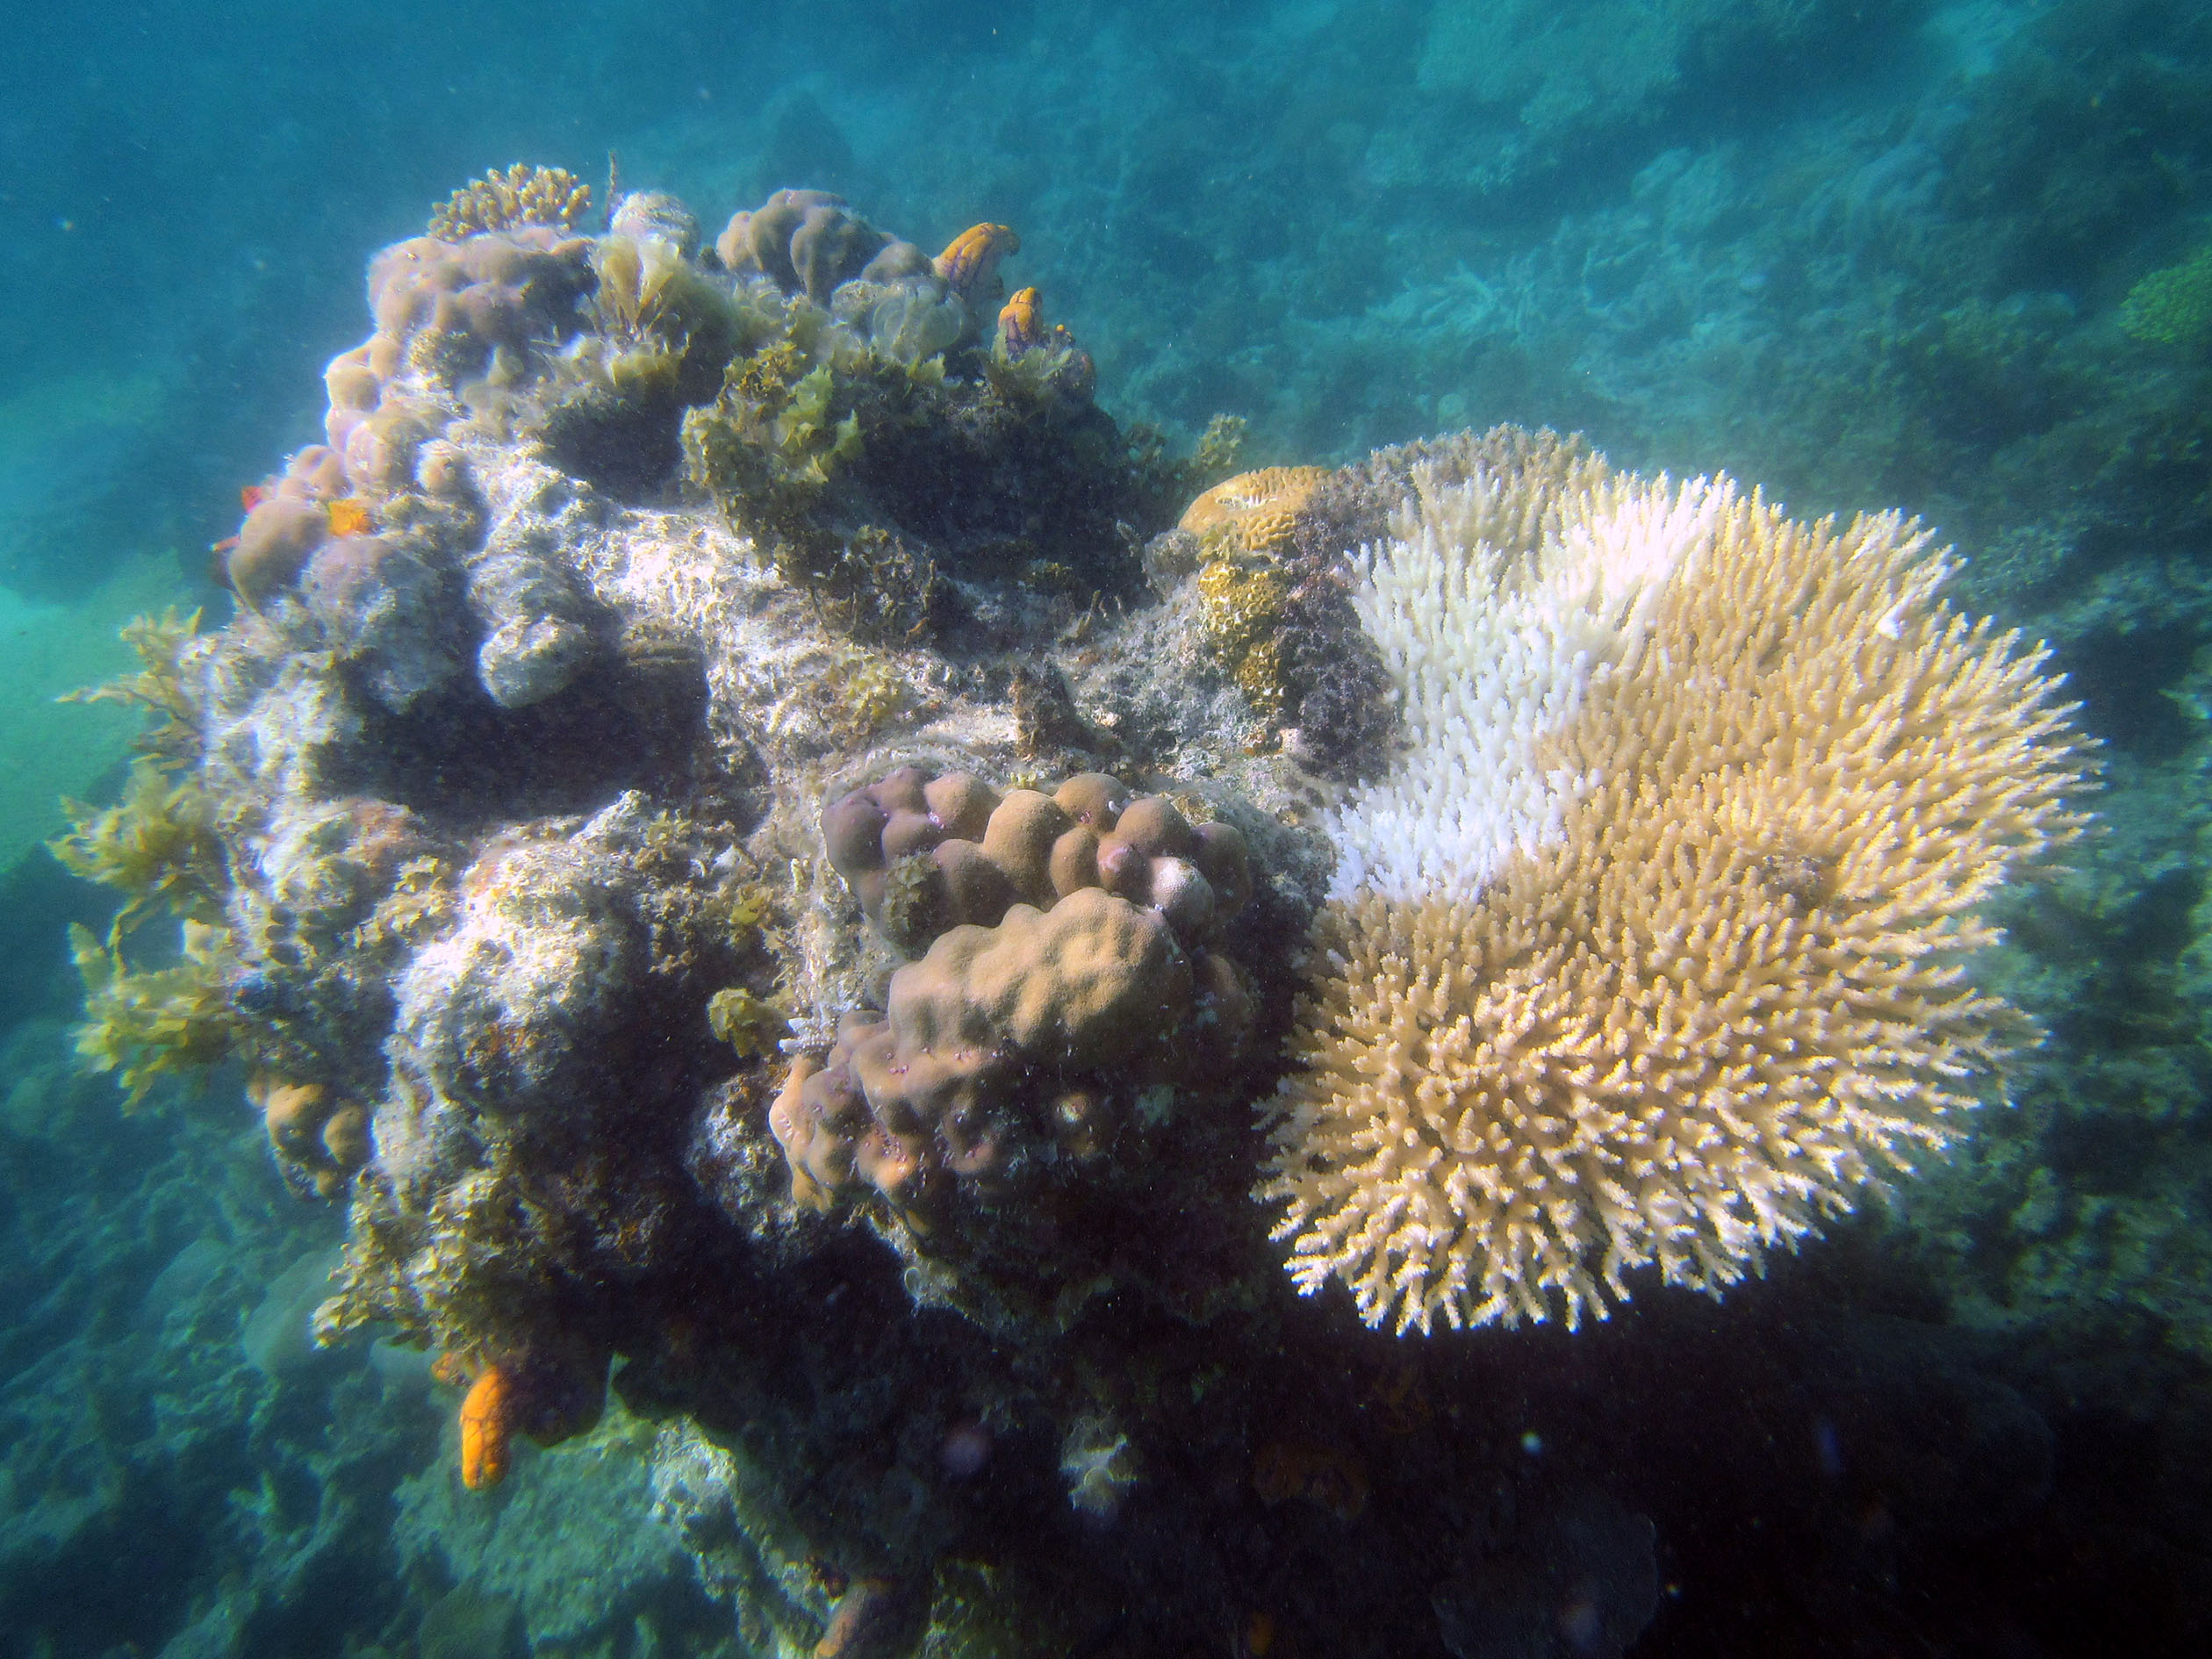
[1258, 427, 2094, 1334]
[1150, 464, 1398, 776]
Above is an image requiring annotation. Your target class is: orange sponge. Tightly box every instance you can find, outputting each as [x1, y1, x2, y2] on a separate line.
[458, 1366, 515, 1490]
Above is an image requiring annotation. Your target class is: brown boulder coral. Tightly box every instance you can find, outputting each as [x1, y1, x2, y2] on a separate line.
[715, 189, 935, 304]
[776, 767, 1260, 1220]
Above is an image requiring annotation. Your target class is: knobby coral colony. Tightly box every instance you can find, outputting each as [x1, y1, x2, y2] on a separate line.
[53, 164, 2090, 1648]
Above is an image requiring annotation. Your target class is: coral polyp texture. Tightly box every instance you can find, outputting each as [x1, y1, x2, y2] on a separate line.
[427, 163, 593, 241]
[1179, 464, 1333, 557]
[51, 163, 2093, 1652]
[1257, 428, 2093, 1334]
[778, 767, 1257, 1230]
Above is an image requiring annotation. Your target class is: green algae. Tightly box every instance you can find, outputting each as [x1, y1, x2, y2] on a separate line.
[2120, 245, 2212, 355]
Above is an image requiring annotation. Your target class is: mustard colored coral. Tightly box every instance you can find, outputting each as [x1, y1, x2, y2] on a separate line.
[932, 222, 1020, 299]
[458, 1365, 515, 1489]
[439, 1342, 608, 1490]
[997, 285, 1045, 356]
[427, 164, 592, 241]
[1179, 466, 1332, 556]
[1258, 430, 2092, 1335]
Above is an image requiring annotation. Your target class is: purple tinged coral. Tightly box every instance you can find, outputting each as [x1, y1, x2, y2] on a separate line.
[774, 765, 1262, 1218]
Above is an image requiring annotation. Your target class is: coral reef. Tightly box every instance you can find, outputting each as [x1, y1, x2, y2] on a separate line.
[683, 191, 1162, 646]
[931, 223, 1021, 301]
[819, 765, 1251, 950]
[1180, 465, 1332, 557]
[772, 765, 1263, 1308]
[1260, 429, 2092, 1333]
[1151, 463, 1400, 779]
[42, 157, 2116, 1651]
[715, 189, 934, 305]
[26, 3, 2212, 1651]
[252, 1073, 370, 1199]
[607, 189, 700, 258]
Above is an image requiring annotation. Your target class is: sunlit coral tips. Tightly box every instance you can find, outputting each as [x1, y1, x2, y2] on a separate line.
[998, 286, 1045, 356]
[934, 223, 1020, 297]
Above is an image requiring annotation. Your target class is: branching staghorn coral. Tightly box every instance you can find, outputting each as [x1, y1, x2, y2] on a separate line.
[1258, 427, 2093, 1335]
[428, 164, 592, 241]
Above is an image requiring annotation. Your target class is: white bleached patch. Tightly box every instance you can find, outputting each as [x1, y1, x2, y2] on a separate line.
[1325, 466, 1730, 902]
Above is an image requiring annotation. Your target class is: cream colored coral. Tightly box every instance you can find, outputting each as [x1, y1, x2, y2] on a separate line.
[1260, 441, 2089, 1334]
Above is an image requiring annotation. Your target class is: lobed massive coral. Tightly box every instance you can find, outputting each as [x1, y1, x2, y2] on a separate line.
[775, 767, 1258, 1242]
[1258, 428, 2092, 1333]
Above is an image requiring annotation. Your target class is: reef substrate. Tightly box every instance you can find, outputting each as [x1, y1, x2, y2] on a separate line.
[49, 174, 2095, 1658]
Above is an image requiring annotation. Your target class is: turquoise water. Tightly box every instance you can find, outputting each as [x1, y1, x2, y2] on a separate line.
[4, 2, 2210, 1654]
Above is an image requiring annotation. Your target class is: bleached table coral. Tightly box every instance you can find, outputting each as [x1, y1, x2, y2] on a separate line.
[1260, 428, 2092, 1333]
